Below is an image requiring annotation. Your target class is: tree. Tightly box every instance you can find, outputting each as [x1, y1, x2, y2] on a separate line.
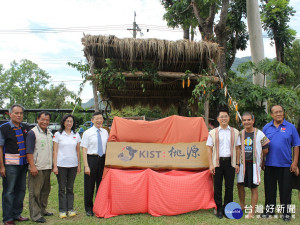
[261, 0, 296, 65]
[38, 83, 75, 109]
[161, 0, 198, 40]
[161, 0, 248, 77]
[0, 64, 5, 107]
[235, 58, 298, 125]
[0, 59, 50, 108]
[284, 40, 300, 87]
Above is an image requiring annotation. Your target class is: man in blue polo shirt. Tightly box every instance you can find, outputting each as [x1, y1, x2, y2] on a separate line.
[261, 105, 300, 222]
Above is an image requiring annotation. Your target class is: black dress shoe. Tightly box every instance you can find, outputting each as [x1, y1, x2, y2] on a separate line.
[35, 217, 46, 223]
[86, 211, 94, 216]
[14, 216, 29, 221]
[283, 214, 291, 222]
[215, 209, 223, 219]
[43, 212, 53, 216]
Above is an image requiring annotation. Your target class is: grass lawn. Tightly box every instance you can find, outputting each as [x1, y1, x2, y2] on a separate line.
[1, 166, 300, 225]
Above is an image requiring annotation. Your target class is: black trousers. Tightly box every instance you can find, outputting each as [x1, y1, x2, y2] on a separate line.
[264, 166, 292, 216]
[56, 166, 77, 212]
[213, 158, 235, 210]
[84, 155, 105, 212]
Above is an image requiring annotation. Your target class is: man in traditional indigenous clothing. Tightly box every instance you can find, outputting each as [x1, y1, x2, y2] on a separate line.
[206, 108, 241, 219]
[237, 112, 269, 218]
[0, 104, 29, 225]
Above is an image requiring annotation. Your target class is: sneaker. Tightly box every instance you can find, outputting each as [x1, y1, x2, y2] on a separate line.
[59, 212, 67, 219]
[68, 210, 76, 217]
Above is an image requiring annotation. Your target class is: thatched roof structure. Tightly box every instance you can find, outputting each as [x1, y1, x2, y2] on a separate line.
[81, 35, 221, 111]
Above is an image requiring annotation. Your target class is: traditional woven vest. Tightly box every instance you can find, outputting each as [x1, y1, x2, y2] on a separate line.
[209, 127, 239, 168]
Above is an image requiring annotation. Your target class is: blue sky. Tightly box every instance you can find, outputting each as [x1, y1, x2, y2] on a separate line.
[0, 0, 299, 103]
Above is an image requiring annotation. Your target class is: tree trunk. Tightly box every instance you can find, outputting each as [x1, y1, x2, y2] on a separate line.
[204, 98, 209, 128]
[246, 0, 267, 112]
[183, 28, 189, 40]
[92, 82, 99, 112]
[191, 27, 194, 41]
[87, 55, 100, 112]
[275, 40, 286, 84]
[246, 0, 265, 87]
[214, 0, 230, 79]
[178, 99, 189, 116]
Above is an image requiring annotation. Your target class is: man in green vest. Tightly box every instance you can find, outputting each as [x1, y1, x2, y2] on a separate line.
[206, 108, 241, 219]
[26, 111, 53, 223]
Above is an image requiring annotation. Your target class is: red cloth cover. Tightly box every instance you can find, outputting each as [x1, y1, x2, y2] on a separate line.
[108, 115, 208, 143]
[93, 168, 216, 218]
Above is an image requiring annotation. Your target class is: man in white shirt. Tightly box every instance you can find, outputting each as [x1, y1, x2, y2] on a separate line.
[206, 108, 241, 219]
[80, 112, 109, 216]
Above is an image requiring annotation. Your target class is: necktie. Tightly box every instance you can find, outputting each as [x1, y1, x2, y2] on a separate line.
[97, 129, 103, 156]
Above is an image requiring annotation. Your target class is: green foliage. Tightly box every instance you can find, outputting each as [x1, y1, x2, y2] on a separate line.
[234, 59, 299, 126]
[284, 39, 300, 87]
[137, 64, 162, 92]
[110, 105, 177, 119]
[161, 0, 198, 30]
[99, 58, 126, 95]
[226, 0, 249, 69]
[0, 59, 50, 108]
[261, 0, 296, 62]
[38, 83, 76, 109]
[67, 61, 90, 106]
[237, 58, 294, 85]
[161, 0, 249, 70]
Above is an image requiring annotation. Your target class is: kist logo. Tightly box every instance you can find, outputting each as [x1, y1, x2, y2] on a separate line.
[118, 146, 138, 162]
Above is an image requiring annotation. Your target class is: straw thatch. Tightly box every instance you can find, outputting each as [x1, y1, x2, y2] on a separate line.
[81, 35, 221, 111]
[82, 35, 220, 73]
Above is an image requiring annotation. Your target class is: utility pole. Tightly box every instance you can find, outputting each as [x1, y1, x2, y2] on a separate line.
[133, 12, 137, 39]
[127, 11, 142, 38]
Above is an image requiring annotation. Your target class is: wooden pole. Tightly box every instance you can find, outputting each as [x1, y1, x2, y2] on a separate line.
[204, 96, 209, 128]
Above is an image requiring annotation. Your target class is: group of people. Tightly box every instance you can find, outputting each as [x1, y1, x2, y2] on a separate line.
[0, 104, 108, 224]
[1, 103, 299, 224]
[207, 105, 300, 222]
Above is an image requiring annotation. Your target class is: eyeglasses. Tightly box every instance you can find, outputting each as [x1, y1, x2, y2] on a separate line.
[272, 110, 283, 115]
[218, 115, 229, 119]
